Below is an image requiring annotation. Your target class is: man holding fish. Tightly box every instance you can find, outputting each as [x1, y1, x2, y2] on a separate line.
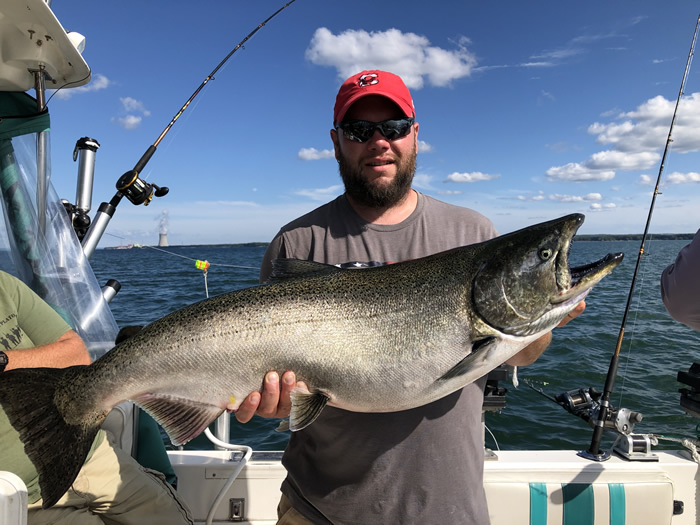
[236, 70, 586, 525]
[0, 70, 619, 521]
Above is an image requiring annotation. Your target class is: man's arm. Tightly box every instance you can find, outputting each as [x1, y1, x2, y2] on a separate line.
[5, 329, 91, 370]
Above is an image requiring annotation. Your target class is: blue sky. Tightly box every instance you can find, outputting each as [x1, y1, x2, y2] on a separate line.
[45, 0, 700, 247]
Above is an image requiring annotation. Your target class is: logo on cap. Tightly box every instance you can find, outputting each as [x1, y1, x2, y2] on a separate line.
[357, 73, 379, 87]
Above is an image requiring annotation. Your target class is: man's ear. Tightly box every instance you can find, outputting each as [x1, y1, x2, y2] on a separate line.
[330, 128, 341, 161]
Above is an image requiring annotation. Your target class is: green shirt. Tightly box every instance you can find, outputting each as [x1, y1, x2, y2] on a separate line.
[0, 271, 101, 503]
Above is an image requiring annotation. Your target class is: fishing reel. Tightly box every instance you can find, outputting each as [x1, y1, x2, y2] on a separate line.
[555, 387, 643, 435]
[483, 365, 509, 412]
[557, 386, 656, 461]
[116, 170, 169, 206]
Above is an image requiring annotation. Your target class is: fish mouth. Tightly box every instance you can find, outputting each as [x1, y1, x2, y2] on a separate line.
[555, 251, 624, 305]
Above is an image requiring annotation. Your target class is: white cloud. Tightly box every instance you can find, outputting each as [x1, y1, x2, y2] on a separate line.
[516, 191, 546, 201]
[298, 148, 335, 161]
[412, 173, 436, 191]
[666, 171, 700, 184]
[294, 185, 344, 201]
[516, 191, 601, 202]
[445, 171, 499, 183]
[115, 115, 142, 130]
[114, 97, 150, 130]
[547, 92, 700, 180]
[548, 193, 603, 203]
[417, 140, 434, 153]
[120, 97, 151, 116]
[521, 61, 555, 68]
[546, 163, 616, 182]
[306, 28, 477, 89]
[587, 150, 659, 170]
[52, 73, 111, 100]
[589, 202, 617, 211]
[589, 93, 700, 154]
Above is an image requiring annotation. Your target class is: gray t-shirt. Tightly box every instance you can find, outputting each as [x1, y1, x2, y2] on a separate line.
[261, 192, 497, 525]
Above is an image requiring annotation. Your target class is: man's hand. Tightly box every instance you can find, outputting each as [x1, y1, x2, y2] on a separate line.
[506, 300, 586, 367]
[557, 300, 586, 327]
[234, 371, 307, 423]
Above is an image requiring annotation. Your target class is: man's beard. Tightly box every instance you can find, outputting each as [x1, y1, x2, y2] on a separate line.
[337, 148, 416, 208]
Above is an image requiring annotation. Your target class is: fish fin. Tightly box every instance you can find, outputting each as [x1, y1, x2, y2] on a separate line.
[0, 366, 101, 508]
[275, 419, 290, 432]
[268, 259, 342, 282]
[438, 336, 497, 381]
[134, 393, 223, 446]
[288, 388, 331, 431]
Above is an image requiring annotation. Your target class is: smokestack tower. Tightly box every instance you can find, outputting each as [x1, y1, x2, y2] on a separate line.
[158, 210, 169, 246]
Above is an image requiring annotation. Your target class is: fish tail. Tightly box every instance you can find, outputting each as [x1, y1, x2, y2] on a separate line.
[0, 366, 102, 508]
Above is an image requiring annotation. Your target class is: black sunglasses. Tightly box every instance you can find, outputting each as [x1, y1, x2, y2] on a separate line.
[336, 117, 415, 143]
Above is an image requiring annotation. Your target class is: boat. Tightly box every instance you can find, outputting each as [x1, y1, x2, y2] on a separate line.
[0, 1, 698, 524]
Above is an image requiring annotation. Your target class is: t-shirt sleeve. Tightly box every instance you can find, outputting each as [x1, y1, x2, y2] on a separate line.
[660, 229, 700, 330]
[0, 271, 71, 345]
[259, 233, 287, 283]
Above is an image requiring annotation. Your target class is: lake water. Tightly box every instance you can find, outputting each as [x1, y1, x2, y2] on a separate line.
[90, 238, 700, 452]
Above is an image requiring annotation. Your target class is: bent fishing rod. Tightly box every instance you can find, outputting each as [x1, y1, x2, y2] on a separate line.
[79, 0, 297, 257]
[580, 12, 700, 462]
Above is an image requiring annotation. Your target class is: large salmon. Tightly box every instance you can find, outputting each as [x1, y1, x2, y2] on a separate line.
[0, 213, 622, 507]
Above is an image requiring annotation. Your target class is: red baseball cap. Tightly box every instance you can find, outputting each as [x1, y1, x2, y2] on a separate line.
[333, 70, 415, 124]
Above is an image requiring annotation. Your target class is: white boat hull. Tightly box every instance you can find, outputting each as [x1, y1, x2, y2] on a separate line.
[166, 447, 698, 524]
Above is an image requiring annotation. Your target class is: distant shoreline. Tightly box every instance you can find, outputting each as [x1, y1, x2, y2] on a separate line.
[101, 235, 695, 250]
[574, 233, 695, 241]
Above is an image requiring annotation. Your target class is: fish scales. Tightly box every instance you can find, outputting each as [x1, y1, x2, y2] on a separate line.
[88, 255, 475, 415]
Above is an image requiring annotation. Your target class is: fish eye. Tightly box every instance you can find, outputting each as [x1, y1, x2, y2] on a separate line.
[539, 248, 553, 260]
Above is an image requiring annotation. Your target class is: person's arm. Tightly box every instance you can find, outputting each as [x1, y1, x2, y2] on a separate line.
[0, 271, 92, 370]
[661, 230, 700, 330]
[506, 300, 585, 366]
[5, 329, 91, 370]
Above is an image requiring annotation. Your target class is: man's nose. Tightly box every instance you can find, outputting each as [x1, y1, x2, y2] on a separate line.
[366, 128, 389, 147]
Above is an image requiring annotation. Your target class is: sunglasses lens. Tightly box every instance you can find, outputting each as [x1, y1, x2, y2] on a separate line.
[339, 118, 414, 143]
[380, 119, 413, 140]
[342, 121, 375, 142]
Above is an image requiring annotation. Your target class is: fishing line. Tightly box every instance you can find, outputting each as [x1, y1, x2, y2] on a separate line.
[102, 233, 259, 270]
[616, 235, 653, 408]
[80, 0, 298, 256]
[129, 0, 298, 180]
[582, 13, 700, 462]
[148, 0, 297, 152]
[138, 244, 259, 270]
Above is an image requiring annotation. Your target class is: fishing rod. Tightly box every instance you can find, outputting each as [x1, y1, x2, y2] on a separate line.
[79, 0, 297, 257]
[580, 13, 700, 462]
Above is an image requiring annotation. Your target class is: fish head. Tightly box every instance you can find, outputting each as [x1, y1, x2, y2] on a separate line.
[472, 213, 623, 337]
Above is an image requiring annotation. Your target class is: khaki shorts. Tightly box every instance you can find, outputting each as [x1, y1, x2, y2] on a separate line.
[27, 430, 193, 525]
[277, 493, 316, 525]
